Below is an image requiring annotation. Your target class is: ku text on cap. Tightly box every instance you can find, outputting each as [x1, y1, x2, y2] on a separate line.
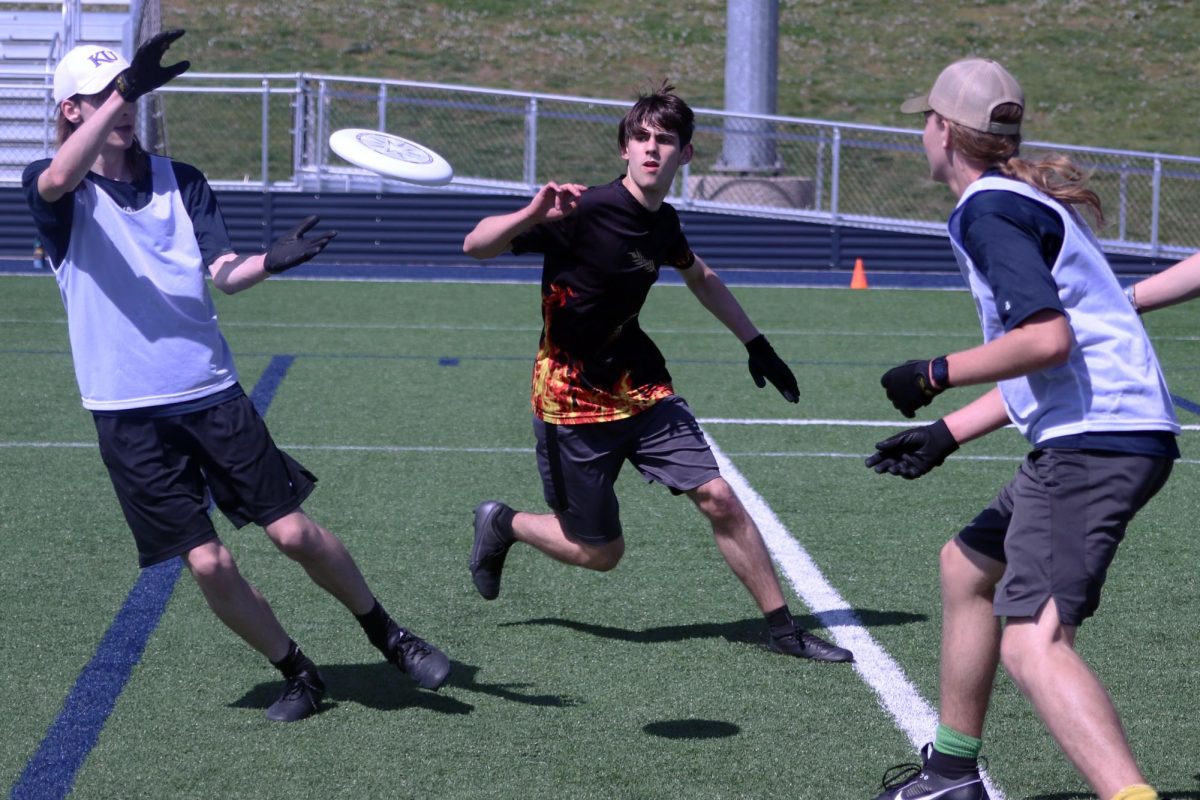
[53, 45, 130, 104]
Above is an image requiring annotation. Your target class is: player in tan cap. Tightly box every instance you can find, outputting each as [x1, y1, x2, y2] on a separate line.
[865, 58, 1174, 800]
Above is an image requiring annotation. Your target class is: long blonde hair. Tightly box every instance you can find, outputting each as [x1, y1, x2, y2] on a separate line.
[948, 103, 1104, 227]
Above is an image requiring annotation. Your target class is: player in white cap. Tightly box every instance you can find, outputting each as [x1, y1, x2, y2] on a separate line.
[24, 30, 450, 722]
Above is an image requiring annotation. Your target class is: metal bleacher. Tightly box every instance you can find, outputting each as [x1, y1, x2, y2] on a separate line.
[0, 0, 133, 181]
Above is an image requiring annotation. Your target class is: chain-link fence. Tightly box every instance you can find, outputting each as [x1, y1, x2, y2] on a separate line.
[7, 71, 1200, 260]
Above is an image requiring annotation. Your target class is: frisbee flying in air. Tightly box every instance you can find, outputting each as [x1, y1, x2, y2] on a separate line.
[328, 128, 454, 186]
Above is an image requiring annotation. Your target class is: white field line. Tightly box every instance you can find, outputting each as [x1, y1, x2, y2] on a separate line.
[12, 314, 1200, 344]
[704, 432, 1007, 800]
[7, 429, 1200, 463]
[0, 442, 534, 454]
[700, 417, 1200, 433]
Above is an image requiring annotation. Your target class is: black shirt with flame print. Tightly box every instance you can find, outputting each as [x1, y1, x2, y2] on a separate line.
[512, 177, 696, 424]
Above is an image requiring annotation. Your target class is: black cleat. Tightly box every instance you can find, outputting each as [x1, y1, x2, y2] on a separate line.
[872, 744, 989, 800]
[470, 501, 514, 600]
[767, 626, 853, 663]
[387, 623, 450, 690]
[265, 667, 325, 722]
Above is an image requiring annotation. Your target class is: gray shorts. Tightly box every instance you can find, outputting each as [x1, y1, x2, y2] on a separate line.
[956, 448, 1172, 626]
[532, 395, 721, 544]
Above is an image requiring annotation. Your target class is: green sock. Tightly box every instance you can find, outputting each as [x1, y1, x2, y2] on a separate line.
[933, 723, 983, 759]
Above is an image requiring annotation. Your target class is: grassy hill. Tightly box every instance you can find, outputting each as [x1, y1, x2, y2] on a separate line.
[163, 0, 1200, 155]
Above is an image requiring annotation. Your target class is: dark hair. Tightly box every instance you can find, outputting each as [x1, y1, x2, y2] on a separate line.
[617, 80, 695, 151]
[56, 90, 149, 182]
[947, 103, 1104, 227]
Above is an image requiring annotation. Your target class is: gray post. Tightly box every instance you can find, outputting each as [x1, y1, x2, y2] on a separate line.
[524, 97, 539, 191]
[715, 0, 779, 174]
[261, 78, 270, 188]
[1150, 158, 1162, 258]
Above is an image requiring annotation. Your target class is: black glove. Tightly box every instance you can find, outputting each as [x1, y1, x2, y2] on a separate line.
[115, 29, 190, 103]
[263, 216, 337, 274]
[746, 334, 799, 403]
[880, 358, 944, 418]
[865, 418, 959, 480]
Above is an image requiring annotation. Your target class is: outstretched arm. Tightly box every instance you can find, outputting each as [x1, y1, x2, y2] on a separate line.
[678, 254, 758, 341]
[37, 92, 129, 202]
[208, 252, 266, 294]
[680, 255, 799, 403]
[880, 309, 1071, 418]
[208, 215, 336, 294]
[866, 388, 1010, 480]
[940, 309, 1071, 386]
[942, 387, 1011, 444]
[38, 30, 190, 202]
[1128, 250, 1200, 313]
[463, 182, 585, 259]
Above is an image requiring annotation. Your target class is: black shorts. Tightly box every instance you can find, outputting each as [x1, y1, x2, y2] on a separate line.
[94, 393, 316, 568]
[956, 448, 1172, 626]
[533, 395, 721, 544]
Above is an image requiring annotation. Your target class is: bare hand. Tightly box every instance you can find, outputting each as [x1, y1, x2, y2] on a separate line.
[528, 182, 586, 222]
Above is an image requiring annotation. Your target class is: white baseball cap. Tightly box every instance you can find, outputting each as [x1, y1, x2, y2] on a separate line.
[53, 45, 130, 104]
[901, 58, 1024, 136]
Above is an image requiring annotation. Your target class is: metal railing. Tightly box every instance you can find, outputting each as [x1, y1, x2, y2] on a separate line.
[5, 71, 1200, 260]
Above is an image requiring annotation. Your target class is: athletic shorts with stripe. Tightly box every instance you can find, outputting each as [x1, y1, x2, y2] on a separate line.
[94, 392, 316, 568]
[532, 395, 721, 544]
[956, 448, 1172, 626]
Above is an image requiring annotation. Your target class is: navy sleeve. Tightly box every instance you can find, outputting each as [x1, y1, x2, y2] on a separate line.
[171, 161, 235, 267]
[959, 190, 1066, 331]
[21, 159, 73, 267]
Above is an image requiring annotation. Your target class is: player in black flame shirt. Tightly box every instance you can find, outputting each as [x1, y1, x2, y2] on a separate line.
[463, 83, 852, 664]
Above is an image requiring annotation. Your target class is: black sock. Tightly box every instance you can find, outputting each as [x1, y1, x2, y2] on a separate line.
[355, 598, 394, 655]
[927, 748, 979, 780]
[270, 640, 313, 679]
[764, 605, 795, 638]
[495, 505, 517, 539]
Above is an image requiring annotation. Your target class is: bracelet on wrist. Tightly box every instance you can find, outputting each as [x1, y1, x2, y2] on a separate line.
[930, 355, 951, 389]
[1124, 284, 1140, 312]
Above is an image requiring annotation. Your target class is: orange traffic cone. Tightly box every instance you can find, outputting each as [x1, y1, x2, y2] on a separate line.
[850, 257, 868, 289]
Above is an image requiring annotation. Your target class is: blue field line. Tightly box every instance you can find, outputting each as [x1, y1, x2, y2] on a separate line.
[8, 356, 295, 800]
[248, 355, 296, 415]
[10, 561, 182, 800]
[1171, 393, 1200, 417]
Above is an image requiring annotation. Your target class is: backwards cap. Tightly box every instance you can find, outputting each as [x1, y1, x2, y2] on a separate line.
[53, 45, 130, 104]
[900, 58, 1023, 135]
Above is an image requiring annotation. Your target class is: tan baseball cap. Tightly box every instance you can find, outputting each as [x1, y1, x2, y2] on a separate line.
[53, 45, 130, 104]
[901, 58, 1023, 135]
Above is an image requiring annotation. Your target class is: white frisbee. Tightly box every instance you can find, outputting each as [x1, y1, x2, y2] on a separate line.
[328, 128, 454, 186]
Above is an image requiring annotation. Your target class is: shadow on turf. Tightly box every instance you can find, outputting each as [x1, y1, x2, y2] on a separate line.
[232, 659, 580, 716]
[642, 719, 740, 740]
[499, 608, 925, 646]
